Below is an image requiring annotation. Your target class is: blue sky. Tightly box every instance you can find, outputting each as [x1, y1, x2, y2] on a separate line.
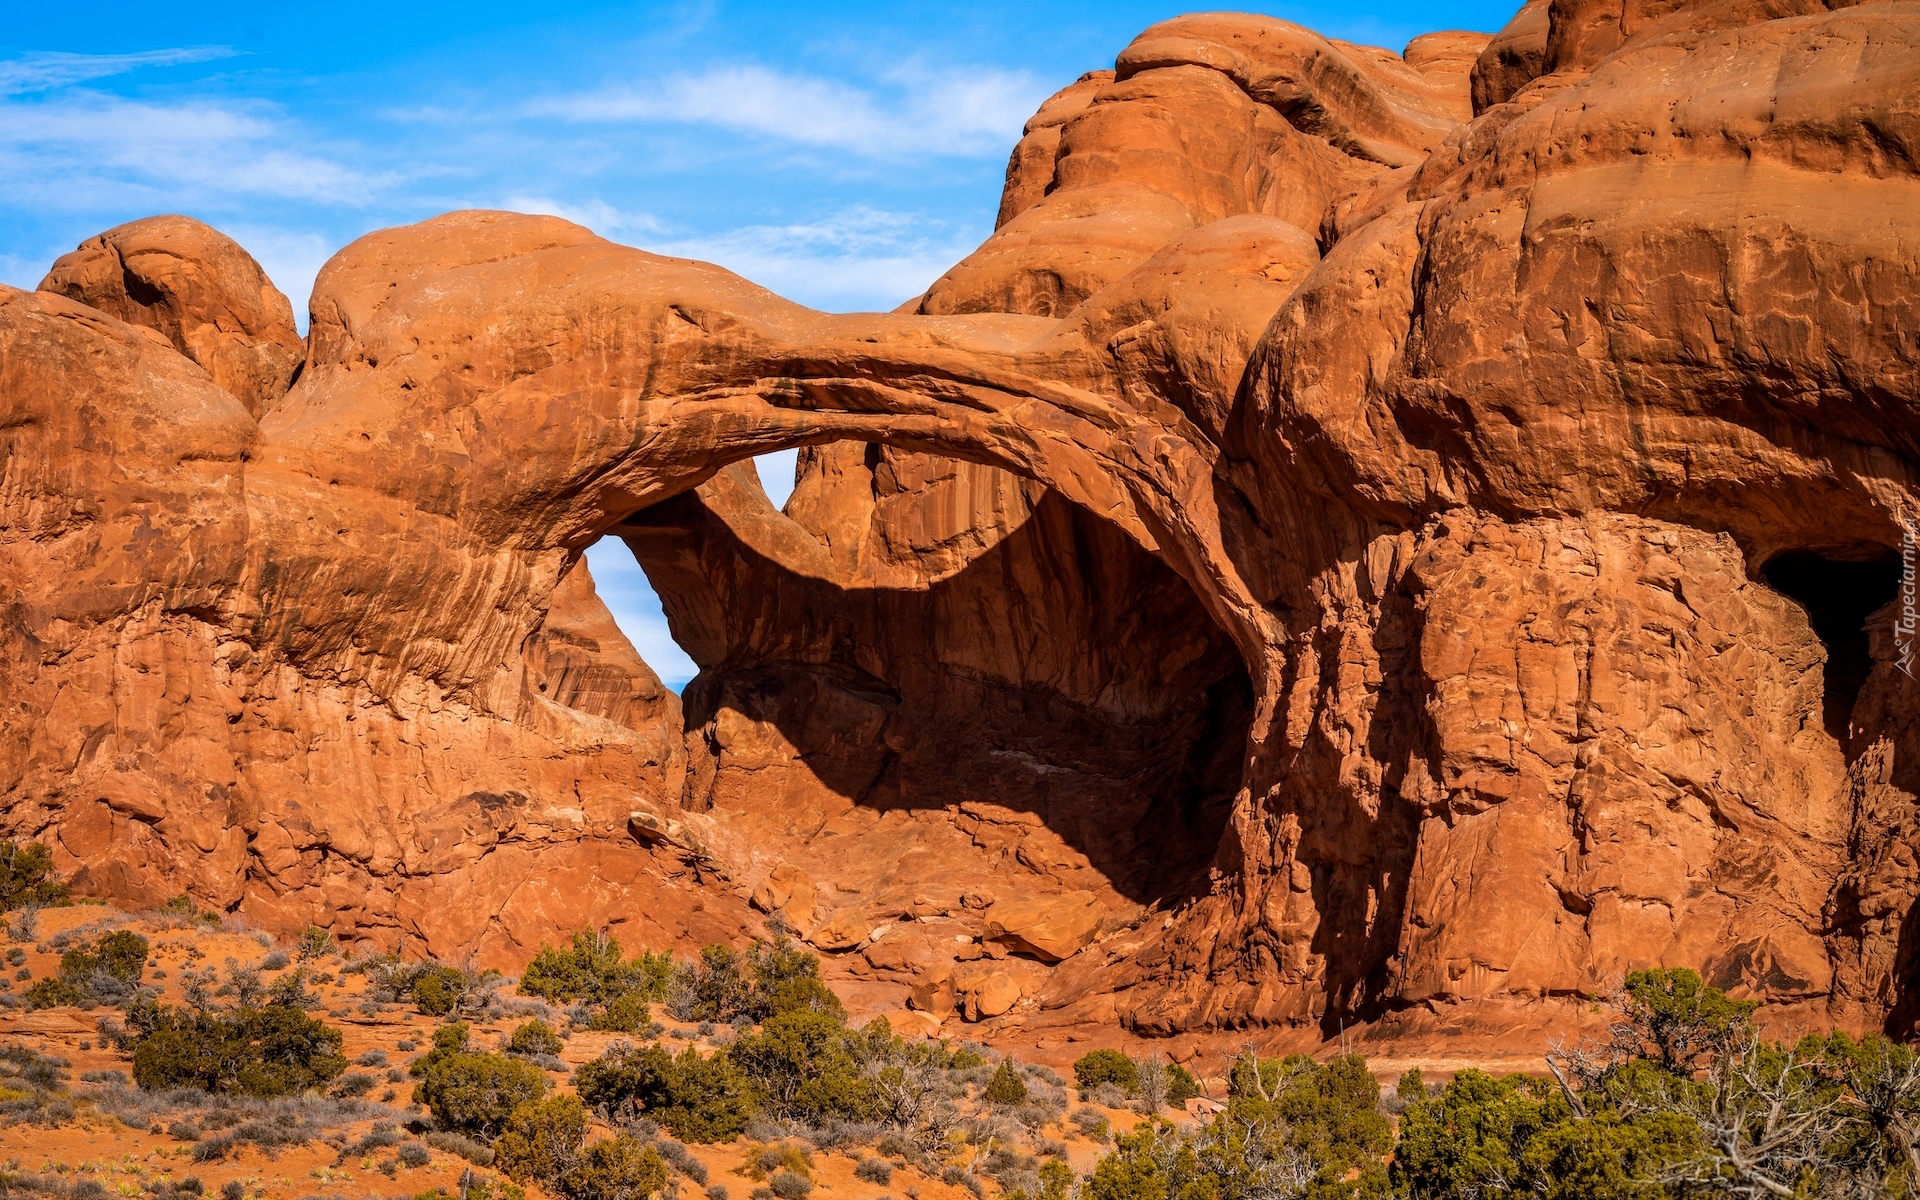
[2, 0, 1519, 687]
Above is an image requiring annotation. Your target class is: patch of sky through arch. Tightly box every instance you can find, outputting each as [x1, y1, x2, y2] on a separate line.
[584, 448, 799, 691]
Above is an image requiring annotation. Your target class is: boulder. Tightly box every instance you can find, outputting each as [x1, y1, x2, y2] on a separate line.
[984, 892, 1103, 962]
[886, 1009, 945, 1039]
[750, 862, 819, 934]
[38, 214, 303, 416]
[908, 962, 957, 1018]
[808, 907, 873, 952]
[956, 965, 1023, 1021]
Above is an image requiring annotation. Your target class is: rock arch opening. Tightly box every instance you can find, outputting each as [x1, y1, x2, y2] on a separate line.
[1762, 549, 1904, 742]
[594, 441, 1253, 920]
[578, 450, 808, 694]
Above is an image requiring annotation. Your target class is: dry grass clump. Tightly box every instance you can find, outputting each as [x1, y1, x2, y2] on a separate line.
[79, 1076, 407, 1161]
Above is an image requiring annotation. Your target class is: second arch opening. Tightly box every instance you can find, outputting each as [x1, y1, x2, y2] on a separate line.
[591, 442, 1253, 918]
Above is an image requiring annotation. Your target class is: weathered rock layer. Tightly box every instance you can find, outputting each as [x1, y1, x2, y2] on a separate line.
[2, 0, 1916, 1044]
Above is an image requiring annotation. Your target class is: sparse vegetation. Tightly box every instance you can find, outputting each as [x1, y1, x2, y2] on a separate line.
[507, 1018, 565, 1057]
[983, 1058, 1028, 1106]
[0, 840, 70, 911]
[127, 998, 348, 1096]
[576, 1041, 755, 1143]
[44, 928, 152, 1006]
[0, 1043, 74, 1124]
[1069, 1049, 1199, 1112]
[27, 894, 1914, 1200]
[347, 953, 507, 1019]
[670, 938, 844, 1025]
[412, 1022, 550, 1139]
[295, 924, 337, 962]
[520, 928, 675, 1031]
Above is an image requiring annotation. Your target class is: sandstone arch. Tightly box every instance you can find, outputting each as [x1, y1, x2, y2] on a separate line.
[5, 0, 1919, 1049]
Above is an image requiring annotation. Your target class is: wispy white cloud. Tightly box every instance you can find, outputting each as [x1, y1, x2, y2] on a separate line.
[0, 249, 58, 291]
[534, 62, 1043, 158]
[221, 224, 339, 331]
[501, 195, 663, 237]
[0, 91, 382, 211]
[0, 48, 236, 95]
[652, 206, 977, 311]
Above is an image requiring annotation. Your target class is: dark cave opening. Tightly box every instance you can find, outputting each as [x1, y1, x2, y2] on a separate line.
[1762, 549, 1903, 741]
[606, 444, 1253, 913]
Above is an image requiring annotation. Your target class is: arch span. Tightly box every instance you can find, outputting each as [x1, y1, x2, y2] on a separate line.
[260, 211, 1282, 713]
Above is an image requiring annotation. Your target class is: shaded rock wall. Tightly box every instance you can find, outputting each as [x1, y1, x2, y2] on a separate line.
[2, 0, 1916, 1045]
[618, 453, 1250, 920]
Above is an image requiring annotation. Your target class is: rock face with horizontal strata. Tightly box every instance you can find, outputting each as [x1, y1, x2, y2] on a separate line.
[2, 0, 1917, 1048]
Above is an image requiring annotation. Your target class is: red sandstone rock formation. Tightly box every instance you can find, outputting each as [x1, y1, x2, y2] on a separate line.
[2, 0, 1915, 1049]
[37, 215, 304, 417]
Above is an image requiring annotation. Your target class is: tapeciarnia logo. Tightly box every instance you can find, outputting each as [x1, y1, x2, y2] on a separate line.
[1899, 518, 1917, 680]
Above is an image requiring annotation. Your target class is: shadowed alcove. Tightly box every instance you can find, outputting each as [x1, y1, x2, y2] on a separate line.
[1762, 549, 1904, 742]
[595, 442, 1253, 914]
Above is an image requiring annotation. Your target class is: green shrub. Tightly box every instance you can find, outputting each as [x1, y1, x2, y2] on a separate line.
[1082, 1118, 1186, 1200]
[1387, 971, 1772, 1198]
[268, 965, 317, 1009]
[0, 841, 69, 911]
[161, 894, 220, 926]
[1232, 1051, 1391, 1189]
[1072, 1050, 1139, 1095]
[559, 1135, 667, 1200]
[411, 1022, 550, 1138]
[727, 1010, 877, 1124]
[984, 1058, 1029, 1106]
[521, 930, 674, 1006]
[741, 938, 843, 1023]
[576, 1042, 754, 1143]
[24, 977, 83, 1009]
[1621, 966, 1757, 1072]
[295, 925, 337, 963]
[128, 1001, 347, 1095]
[675, 938, 842, 1025]
[94, 930, 150, 980]
[1070, 965, 1920, 1200]
[57, 929, 150, 1001]
[677, 944, 748, 1023]
[1084, 1052, 1392, 1200]
[353, 956, 498, 1017]
[1391, 1065, 1699, 1200]
[1393, 1069, 1569, 1199]
[496, 1094, 588, 1185]
[508, 1019, 565, 1057]
[413, 965, 474, 1017]
[588, 990, 652, 1033]
[1165, 1062, 1201, 1107]
[1036, 1159, 1073, 1200]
